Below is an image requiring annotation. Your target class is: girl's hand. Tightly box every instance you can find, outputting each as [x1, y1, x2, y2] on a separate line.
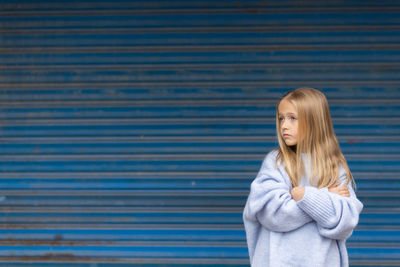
[328, 182, 350, 197]
[290, 186, 305, 201]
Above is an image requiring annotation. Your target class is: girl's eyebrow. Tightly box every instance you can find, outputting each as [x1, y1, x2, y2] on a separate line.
[278, 112, 297, 116]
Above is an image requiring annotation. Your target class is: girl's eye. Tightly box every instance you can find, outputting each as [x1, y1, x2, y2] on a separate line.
[278, 117, 284, 122]
[290, 117, 297, 121]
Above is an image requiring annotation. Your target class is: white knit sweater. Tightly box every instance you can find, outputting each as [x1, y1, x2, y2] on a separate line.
[243, 149, 363, 267]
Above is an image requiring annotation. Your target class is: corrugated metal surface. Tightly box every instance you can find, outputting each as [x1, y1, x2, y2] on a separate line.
[0, 0, 399, 265]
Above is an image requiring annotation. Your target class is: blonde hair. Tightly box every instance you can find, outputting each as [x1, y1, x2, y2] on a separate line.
[276, 87, 354, 188]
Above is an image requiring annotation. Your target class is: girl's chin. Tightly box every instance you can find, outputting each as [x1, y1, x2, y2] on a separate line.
[285, 142, 298, 147]
[286, 143, 297, 150]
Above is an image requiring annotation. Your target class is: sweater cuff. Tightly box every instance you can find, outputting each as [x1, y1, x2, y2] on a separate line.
[297, 186, 335, 226]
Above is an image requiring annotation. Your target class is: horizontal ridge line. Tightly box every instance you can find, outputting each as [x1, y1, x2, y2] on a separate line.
[1, 6, 400, 16]
[1, 25, 400, 34]
[1, 43, 400, 53]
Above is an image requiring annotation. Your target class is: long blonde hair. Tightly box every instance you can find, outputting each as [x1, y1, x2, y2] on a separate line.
[276, 87, 354, 188]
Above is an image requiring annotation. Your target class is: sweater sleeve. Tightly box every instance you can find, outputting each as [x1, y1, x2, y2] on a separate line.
[243, 151, 313, 232]
[296, 170, 363, 240]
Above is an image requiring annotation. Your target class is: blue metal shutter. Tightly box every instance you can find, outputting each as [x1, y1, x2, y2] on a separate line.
[0, 0, 399, 266]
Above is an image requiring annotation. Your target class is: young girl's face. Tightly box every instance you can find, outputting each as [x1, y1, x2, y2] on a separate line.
[278, 99, 298, 147]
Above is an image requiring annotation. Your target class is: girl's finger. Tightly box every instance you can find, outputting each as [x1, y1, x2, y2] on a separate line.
[329, 182, 340, 188]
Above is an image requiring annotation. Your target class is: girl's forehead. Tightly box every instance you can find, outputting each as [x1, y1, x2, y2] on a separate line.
[278, 99, 297, 113]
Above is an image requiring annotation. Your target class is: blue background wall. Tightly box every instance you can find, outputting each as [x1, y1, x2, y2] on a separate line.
[0, 0, 399, 266]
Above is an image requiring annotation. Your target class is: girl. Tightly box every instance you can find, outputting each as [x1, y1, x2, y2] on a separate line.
[243, 88, 363, 267]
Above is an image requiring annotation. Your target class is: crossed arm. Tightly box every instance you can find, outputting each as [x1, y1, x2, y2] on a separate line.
[290, 179, 363, 239]
[291, 182, 350, 201]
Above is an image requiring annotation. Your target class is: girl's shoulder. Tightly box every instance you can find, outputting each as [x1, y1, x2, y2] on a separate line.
[261, 148, 281, 169]
[255, 148, 291, 185]
[264, 148, 280, 162]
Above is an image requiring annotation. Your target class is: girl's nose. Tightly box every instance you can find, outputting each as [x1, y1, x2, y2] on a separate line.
[281, 119, 289, 129]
